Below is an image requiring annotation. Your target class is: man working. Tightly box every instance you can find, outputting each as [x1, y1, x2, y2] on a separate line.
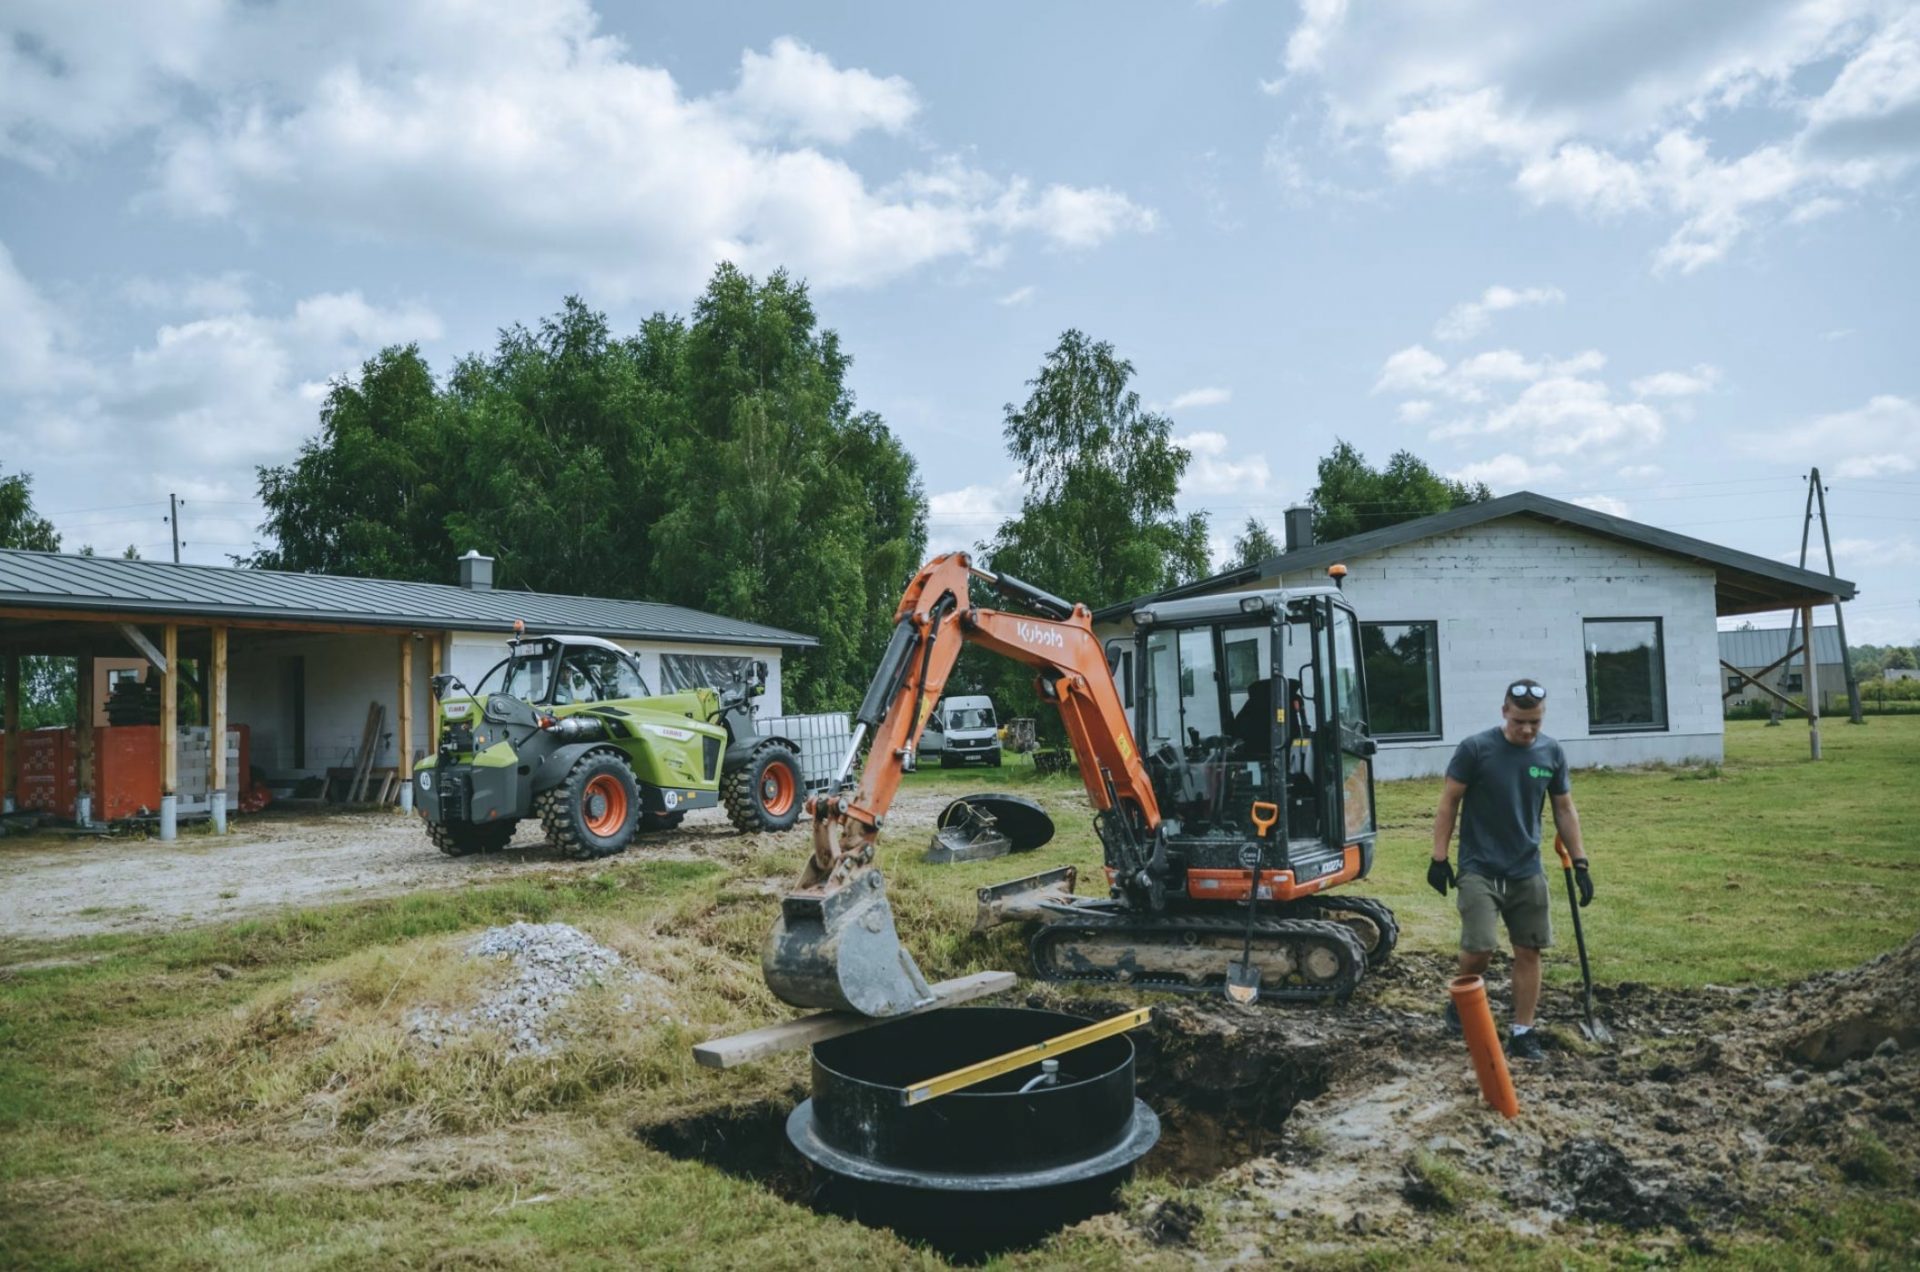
[1429, 678, 1593, 1061]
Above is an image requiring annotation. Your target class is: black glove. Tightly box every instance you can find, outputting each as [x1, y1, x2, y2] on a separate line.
[1427, 858, 1456, 896]
[1573, 860, 1594, 908]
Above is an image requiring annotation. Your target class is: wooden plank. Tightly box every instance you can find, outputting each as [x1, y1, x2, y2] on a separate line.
[397, 636, 412, 792]
[160, 625, 178, 797]
[693, 971, 1018, 1071]
[117, 622, 168, 673]
[209, 628, 228, 802]
[429, 634, 444, 750]
[2, 654, 17, 810]
[349, 702, 381, 802]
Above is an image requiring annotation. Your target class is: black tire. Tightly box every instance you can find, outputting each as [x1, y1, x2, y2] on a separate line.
[638, 810, 686, 832]
[723, 742, 804, 833]
[938, 753, 955, 769]
[428, 819, 516, 857]
[989, 750, 1003, 768]
[539, 752, 640, 860]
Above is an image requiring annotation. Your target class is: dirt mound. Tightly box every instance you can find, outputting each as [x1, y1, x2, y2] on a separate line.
[1774, 932, 1920, 1068]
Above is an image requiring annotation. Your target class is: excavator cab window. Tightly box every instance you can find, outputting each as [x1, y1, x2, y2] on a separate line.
[1140, 620, 1276, 844]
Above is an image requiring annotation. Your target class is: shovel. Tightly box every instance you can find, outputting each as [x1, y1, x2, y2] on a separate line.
[1553, 834, 1614, 1044]
[1225, 801, 1281, 1005]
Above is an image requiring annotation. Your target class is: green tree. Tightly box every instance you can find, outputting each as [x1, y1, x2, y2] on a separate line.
[650, 266, 926, 709]
[988, 330, 1210, 610]
[0, 471, 60, 551]
[1231, 516, 1280, 570]
[1887, 646, 1918, 671]
[1309, 440, 1490, 542]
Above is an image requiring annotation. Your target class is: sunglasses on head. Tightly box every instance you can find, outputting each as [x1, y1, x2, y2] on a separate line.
[1508, 682, 1547, 701]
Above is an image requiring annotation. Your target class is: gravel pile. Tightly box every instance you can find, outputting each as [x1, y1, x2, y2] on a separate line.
[406, 921, 661, 1056]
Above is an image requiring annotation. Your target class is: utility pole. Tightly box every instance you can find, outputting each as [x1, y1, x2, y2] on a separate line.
[166, 493, 182, 563]
[1772, 476, 1818, 725]
[1811, 469, 1865, 724]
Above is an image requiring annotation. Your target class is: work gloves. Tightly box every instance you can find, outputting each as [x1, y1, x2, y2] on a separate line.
[1573, 860, 1594, 908]
[1427, 858, 1456, 896]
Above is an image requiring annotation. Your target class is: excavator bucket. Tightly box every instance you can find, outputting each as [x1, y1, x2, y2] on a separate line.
[924, 794, 1055, 865]
[762, 869, 937, 1017]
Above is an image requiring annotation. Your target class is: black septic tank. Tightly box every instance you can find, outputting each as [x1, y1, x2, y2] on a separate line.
[786, 1006, 1160, 1253]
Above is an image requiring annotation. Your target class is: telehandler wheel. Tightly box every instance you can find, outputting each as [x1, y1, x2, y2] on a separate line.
[723, 741, 803, 834]
[541, 752, 640, 860]
[428, 819, 517, 857]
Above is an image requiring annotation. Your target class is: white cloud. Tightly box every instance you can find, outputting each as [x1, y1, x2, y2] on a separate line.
[1826, 536, 1920, 568]
[0, 9, 1152, 297]
[1631, 364, 1721, 397]
[0, 240, 82, 393]
[1434, 284, 1564, 342]
[1570, 493, 1632, 517]
[1396, 399, 1435, 424]
[996, 285, 1036, 307]
[1373, 344, 1449, 394]
[926, 476, 1021, 553]
[729, 37, 918, 145]
[1617, 463, 1664, 480]
[1449, 453, 1565, 488]
[1168, 386, 1232, 411]
[1753, 393, 1920, 478]
[1475, 377, 1664, 457]
[1177, 431, 1271, 496]
[1277, 2, 1920, 273]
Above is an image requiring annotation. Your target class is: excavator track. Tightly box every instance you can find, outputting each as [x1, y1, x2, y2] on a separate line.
[1287, 894, 1399, 969]
[1029, 914, 1368, 1004]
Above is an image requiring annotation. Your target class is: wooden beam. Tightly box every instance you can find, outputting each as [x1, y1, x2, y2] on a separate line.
[1804, 604, 1821, 760]
[210, 627, 228, 827]
[75, 652, 95, 821]
[160, 624, 178, 797]
[2, 653, 17, 812]
[692, 970, 1018, 1070]
[397, 635, 413, 807]
[429, 633, 444, 750]
[1720, 660, 1806, 715]
[119, 622, 167, 673]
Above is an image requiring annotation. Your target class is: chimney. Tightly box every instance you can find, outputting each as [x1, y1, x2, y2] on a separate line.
[458, 550, 494, 591]
[1283, 505, 1314, 554]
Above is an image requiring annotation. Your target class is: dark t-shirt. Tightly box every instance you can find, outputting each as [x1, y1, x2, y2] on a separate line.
[1445, 727, 1571, 880]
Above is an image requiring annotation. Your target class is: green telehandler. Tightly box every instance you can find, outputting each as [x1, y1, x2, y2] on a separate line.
[412, 633, 804, 860]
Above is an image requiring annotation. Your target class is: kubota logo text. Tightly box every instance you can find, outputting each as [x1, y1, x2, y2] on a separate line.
[1016, 621, 1065, 649]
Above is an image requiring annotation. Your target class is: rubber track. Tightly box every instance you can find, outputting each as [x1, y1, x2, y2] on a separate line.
[1290, 894, 1400, 968]
[539, 754, 635, 861]
[1028, 914, 1369, 1004]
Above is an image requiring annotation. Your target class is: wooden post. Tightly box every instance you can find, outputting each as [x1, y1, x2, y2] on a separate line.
[75, 653, 95, 824]
[2, 653, 18, 814]
[160, 624, 179, 839]
[1803, 604, 1821, 760]
[397, 635, 414, 813]
[429, 634, 444, 750]
[210, 627, 228, 833]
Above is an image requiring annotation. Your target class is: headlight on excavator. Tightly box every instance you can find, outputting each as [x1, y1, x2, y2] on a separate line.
[1239, 596, 1269, 614]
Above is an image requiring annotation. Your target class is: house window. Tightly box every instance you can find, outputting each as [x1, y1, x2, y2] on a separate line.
[1360, 621, 1442, 739]
[1784, 672, 1803, 693]
[1584, 618, 1668, 732]
[1726, 673, 1745, 693]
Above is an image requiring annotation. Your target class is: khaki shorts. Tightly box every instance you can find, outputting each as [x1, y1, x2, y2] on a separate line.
[1457, 872, 1553, 952]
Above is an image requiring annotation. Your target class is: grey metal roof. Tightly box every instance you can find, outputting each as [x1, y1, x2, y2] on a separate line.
[1094, 491, 1856, 622]
[1719, 625, 1846, 667]
[0, 549, 818, 648]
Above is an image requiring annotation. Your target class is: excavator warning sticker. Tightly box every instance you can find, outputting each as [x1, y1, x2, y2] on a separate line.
[1116, 732, 1133, 761]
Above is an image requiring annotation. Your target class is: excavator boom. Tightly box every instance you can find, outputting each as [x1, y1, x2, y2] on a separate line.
[763, 553, 1161, 1016]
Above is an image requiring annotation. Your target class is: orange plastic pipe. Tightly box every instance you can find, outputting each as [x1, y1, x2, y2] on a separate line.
[1449, 975, 1519, 1119]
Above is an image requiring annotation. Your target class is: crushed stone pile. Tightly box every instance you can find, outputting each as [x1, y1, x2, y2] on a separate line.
[406, 921, 668, 1056]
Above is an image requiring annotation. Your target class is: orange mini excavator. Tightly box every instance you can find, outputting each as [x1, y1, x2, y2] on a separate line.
[762, 552, 1398, 1017]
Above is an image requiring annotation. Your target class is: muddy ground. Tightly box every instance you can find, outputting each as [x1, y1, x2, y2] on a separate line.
[1087, 934, 1920, 1263]
[0, 788, 966, 942]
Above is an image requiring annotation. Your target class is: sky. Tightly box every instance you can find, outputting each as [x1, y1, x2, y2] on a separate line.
[1, 0, 1916, 643]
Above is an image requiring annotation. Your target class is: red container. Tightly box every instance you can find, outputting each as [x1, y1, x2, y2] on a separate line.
[4, 724, 256, 821]
[17, 728, 74, 815]
[96, 725, 163, 821]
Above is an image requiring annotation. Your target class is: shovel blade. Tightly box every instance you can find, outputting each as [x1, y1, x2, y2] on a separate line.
[1580, 1018, 1616, 1044]
[1224, 960, 1262, 1005]
[762, 869, 936, 1018]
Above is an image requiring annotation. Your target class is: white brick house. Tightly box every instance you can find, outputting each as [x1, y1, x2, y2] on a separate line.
[1095, 492, 1855, 780]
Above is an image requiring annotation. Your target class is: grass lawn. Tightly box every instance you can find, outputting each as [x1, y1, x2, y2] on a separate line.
[2, 717, 1916, 1268]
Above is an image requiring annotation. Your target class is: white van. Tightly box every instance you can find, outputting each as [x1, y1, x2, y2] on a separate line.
[921, 695, 1001, 768]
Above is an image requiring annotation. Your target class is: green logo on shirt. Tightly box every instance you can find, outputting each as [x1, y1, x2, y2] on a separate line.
[1528, 765, 1553, 779]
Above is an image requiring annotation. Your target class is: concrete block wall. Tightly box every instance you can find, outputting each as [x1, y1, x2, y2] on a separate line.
[229, 633, 434, 778]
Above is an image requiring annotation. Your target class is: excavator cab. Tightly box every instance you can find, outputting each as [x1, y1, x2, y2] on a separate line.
[1130, 586, 1378, 899]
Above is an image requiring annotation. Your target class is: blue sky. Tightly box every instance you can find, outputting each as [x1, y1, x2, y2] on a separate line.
[2, 1, 1916, 641]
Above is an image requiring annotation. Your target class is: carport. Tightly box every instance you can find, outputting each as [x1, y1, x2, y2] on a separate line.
[0, 548, 816, 840]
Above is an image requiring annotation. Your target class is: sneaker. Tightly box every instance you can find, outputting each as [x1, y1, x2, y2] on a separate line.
[1443, 1001, 1462, 1036]
[1506, 1029, 1546, 1062]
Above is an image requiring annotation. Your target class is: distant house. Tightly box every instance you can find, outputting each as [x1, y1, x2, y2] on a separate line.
[1886, 668, 1920, 682]
[1095, 491, 1854, 781]
[1719, 626, 1848, 713]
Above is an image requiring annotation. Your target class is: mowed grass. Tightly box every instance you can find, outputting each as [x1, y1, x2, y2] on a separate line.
[2, 718, 1916, 1268]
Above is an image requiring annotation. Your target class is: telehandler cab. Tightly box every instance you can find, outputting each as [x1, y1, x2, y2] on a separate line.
[762, 553, 1398, 1017]
[414, 633, 804, 859]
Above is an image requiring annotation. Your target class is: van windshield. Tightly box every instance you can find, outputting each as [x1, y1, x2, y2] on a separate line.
[948, 707, 996, 731]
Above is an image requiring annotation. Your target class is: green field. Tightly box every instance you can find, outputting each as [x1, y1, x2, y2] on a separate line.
[2, 718, 1916, 1268]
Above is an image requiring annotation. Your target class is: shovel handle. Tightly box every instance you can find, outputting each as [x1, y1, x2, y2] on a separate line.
[1251, 801, 1279, 839]
[1552, 833, 1573, 869]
